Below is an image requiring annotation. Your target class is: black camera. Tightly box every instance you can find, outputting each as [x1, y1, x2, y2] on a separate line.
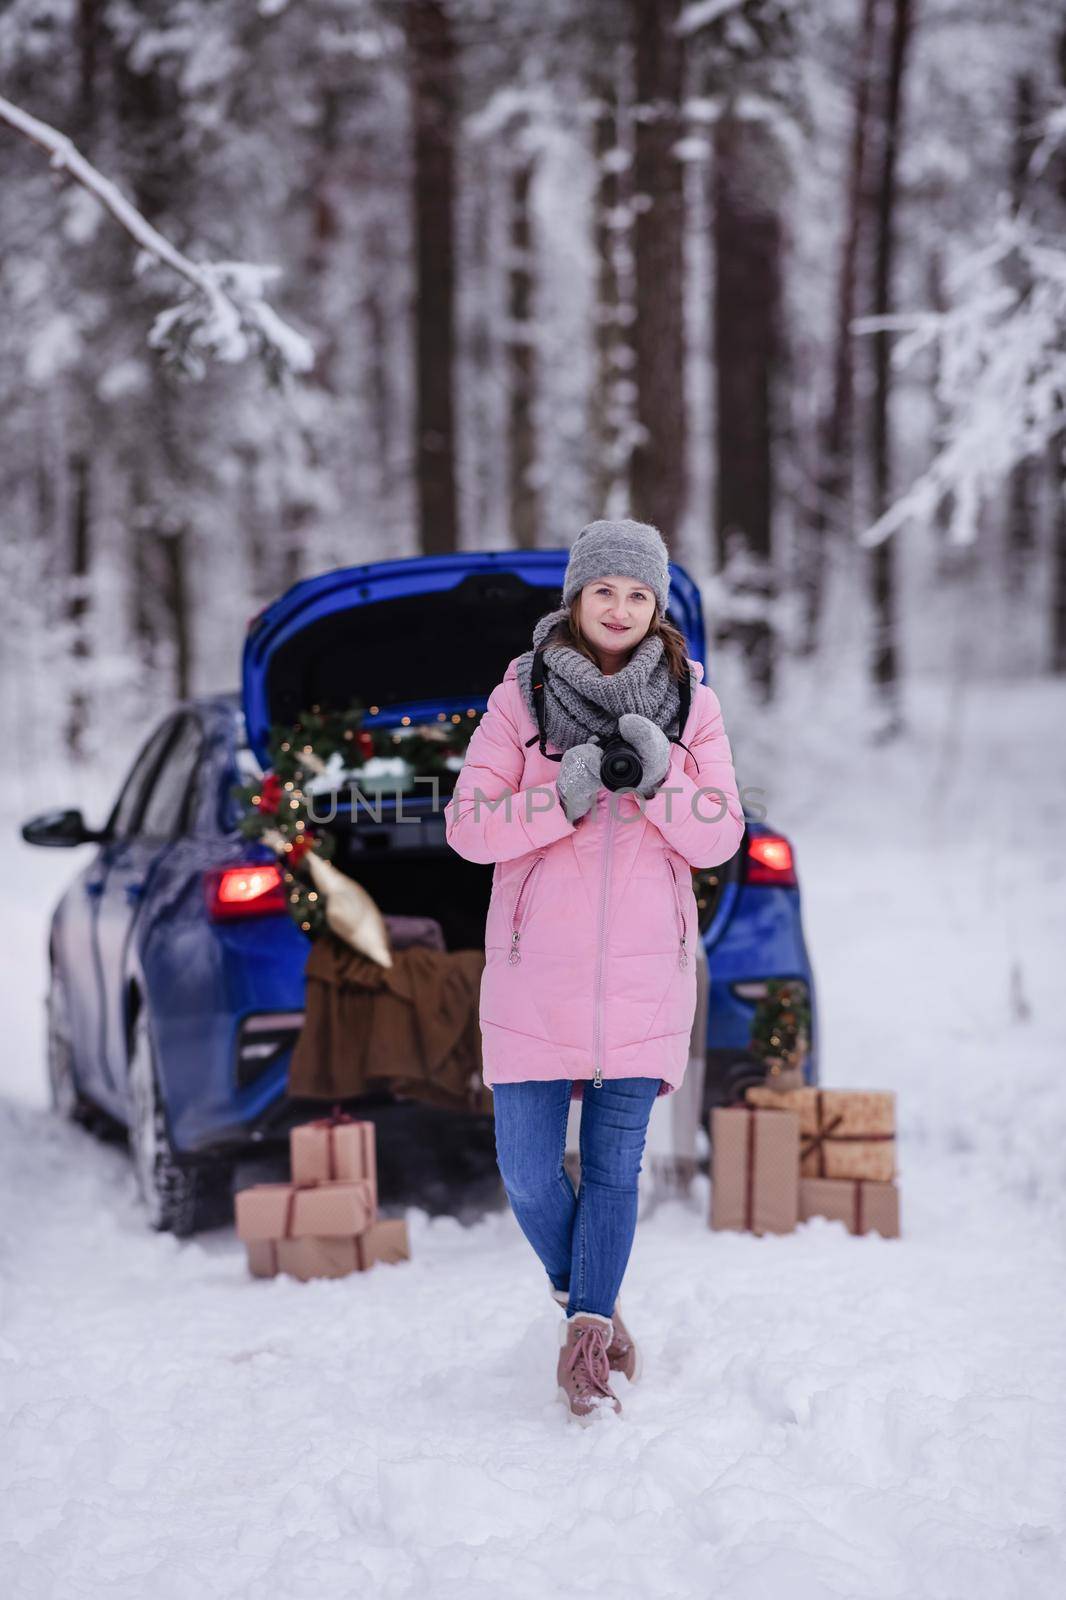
[596, 727, 644, 792]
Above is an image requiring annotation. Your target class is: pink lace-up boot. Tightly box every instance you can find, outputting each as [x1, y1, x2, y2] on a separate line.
[557, 1313, 622, 1424]
[551, 1288, 642, 1383]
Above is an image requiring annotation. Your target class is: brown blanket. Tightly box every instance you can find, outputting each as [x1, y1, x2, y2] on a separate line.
[288, 931, 491, 1115]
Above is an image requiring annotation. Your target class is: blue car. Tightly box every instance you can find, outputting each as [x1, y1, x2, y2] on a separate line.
[22, 550, 818, 1234]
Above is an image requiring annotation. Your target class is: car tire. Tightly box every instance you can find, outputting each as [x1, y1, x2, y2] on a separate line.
[702, 1051, 770, 1121]
[46, 966, 97, 1127]
[127, 1008, 203, 1237]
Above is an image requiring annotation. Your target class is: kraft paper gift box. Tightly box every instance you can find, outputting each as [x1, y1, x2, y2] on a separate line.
[290, 1113, 378, 1189]
[236, 1178, 376, 1241]
[244, 1239, 279, 1279]
[744, 1086, 896, 1182]
[248, 1216, 411, 1281]
[710, 1105, 800, 1235]
[799, 1176, 901, 1239]
[236, 1178, 376, 1278]
[357, 1216, 410, 1267]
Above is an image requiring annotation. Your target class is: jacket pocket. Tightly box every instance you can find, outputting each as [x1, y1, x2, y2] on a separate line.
[508, 854, 545, 967]
[667, 858, 689, 970]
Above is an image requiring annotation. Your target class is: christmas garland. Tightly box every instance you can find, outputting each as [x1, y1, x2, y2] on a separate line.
[750, 979, 812, 1078]
[231, 701, 480, 936]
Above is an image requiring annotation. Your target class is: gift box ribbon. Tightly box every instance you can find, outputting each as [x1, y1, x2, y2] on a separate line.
[798, 1091, 894, 1177]
[745, 1110, 755, 1229]
[281, 1181, 320, 1240]
[308, 1103, 356, 1181]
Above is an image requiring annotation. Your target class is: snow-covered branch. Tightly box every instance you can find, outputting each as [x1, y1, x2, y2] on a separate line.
[1028, 99, 1066, 180]
[0, 93, 315, 384]
[676, 0, 799, 39]
[677, 0, 748, 35]
[853, 215, 1066, 548]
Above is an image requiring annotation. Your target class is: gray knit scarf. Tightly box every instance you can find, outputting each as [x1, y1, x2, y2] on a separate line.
[513, 606, 686, 753]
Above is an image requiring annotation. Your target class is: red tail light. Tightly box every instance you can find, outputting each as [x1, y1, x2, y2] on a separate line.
[205, 863, 287, 921]
[746, 833, 797, 887]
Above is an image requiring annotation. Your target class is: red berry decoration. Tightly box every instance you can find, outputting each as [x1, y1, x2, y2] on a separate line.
[288, 832, 316, 868]
[256, 773, 283, 814]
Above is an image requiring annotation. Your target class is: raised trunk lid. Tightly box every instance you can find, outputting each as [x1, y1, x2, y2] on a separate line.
[241, 550, 705, 769]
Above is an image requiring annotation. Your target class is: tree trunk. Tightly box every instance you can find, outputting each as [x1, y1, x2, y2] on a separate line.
[111, 36, 196, 702]
[462, 140, 496, 543]
[925, 248, 972, 576]
[798, 0, 879, 656]
[405, 0, 459, 554]
[629, 0, 686, 537]
[508, 153, 539, 547]
[1051, 30, 1066, 673]
[1050, 440, 1066, 674]
[282, 82, 350, 590]
[712, 111, 782, 703]
[159, 524, 191, 701]
[64, 0, 105, 760]
[128, 473, 155, 667]
[866, 0, 915, 732]
[1005, 72, 1038, 594]
[305, 86, 342, 394]
[65, 451, 91, 762]
[77, 0, 103, 126]
[363, 217, 395, 515]
[127, 468, 193, 697]
[590, 55, 633, 515]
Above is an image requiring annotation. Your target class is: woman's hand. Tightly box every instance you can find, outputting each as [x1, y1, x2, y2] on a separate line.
[556, 741, 603, 824]
[617, 713, 672, 797]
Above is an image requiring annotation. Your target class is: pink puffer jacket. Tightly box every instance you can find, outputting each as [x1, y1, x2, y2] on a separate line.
[443, 655, 745, 1098]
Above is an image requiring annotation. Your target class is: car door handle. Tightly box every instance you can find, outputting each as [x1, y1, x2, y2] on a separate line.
[125, 882, 146, 904]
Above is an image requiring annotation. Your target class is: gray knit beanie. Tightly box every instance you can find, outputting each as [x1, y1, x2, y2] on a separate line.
[562, 518, 671, 615]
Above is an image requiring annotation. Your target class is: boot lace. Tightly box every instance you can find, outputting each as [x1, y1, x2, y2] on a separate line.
[564, 1322, 614, 1400]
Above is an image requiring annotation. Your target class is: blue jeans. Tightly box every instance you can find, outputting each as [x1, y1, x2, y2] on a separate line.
[492, 1077, 662, 1319]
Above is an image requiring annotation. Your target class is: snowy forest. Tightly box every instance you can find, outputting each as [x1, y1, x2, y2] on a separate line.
[3, 3, 1065, 1593]
[2, 0, 1064, 778]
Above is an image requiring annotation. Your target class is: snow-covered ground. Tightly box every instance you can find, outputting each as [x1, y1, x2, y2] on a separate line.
[2, 672, 1065, 1600]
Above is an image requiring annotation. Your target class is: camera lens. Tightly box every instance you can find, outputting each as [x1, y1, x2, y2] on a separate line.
[600, 735, 644, 792]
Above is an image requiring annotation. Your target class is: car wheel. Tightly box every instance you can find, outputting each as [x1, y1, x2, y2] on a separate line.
[702, 1050, 770, 1119]
[127, 1009, 202, 1237]
[46, 967, 95, 1126]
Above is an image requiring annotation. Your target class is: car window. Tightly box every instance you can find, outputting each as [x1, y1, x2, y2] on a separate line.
[139, 717, 205, 841]
[181, 741, 228, 837]
[106, 721, 177, 841]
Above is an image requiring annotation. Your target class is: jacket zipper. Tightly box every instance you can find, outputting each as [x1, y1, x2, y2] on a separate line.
[592, 801, 616, 1087]
[667, 858, 689, 970]
[508, 855, 544, 967]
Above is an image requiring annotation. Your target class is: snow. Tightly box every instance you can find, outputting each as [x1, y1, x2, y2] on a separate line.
[25, 312, 82, 385]
[2, 673, 1065, 1599]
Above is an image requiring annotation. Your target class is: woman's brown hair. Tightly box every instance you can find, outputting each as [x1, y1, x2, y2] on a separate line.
[540, 598, 693, 682]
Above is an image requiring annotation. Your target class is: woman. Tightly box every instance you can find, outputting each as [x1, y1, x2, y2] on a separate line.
[443, 518, 745, 1423]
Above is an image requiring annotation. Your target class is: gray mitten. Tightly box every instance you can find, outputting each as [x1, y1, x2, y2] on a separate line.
[556, 740, 604, 824]
[617, 713, 672, 797]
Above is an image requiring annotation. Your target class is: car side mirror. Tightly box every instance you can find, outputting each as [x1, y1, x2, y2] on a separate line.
[20, 808, 105, 848]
